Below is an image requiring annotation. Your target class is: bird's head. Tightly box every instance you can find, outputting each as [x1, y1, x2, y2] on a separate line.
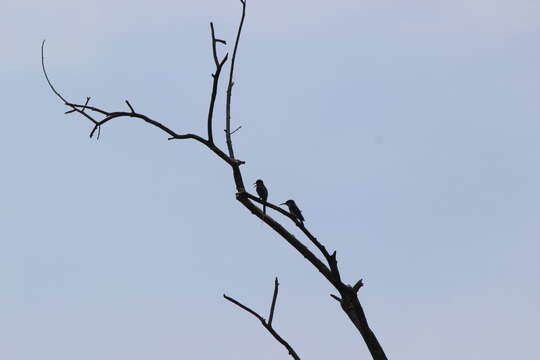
[280, 199, 294, 206]
[253, 179, 264, 187]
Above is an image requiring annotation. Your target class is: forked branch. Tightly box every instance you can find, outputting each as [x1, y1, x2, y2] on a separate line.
[224, 278, 300, 360]
[41, 40, 239, 167]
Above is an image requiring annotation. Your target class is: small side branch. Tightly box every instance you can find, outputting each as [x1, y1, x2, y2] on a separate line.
[268, 277, 279, 326]
[125, 100, 135, 113]
[208, 22, 229, 145]
[224, 278, 300, 360]
[229, 125, 242, 135]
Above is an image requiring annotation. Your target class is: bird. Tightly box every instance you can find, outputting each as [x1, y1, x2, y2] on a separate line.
[280, 199, 305, 224]
[254, 179, 268, 214]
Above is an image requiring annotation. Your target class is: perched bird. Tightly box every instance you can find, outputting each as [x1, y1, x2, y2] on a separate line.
[280, 199, 305, 224]
[254, 179, 268, 214]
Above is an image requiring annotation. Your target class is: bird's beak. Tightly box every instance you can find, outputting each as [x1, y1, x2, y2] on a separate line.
[280, 202, 286, 205]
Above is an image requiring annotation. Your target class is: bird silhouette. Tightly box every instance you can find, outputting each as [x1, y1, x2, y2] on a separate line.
[280, 199, 304, 224]
[254, 179, 268, 214]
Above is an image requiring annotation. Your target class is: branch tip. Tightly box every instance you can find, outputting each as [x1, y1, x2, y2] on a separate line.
[41, 39, 69, 104]
[230, 125, 242, 135]
[352, 279, 364, 292]
[125, 100, 135, 113]
[268, 277, 280, 326]
[221, 53, 229, 65]
[89, 125, 98, 138]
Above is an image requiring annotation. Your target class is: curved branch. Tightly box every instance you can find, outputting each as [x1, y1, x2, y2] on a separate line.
[42, 41, 225, 160]
[41, 40, 68, 104]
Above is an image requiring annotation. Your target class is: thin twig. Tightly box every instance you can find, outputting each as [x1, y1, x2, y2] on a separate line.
[125, 100, 135, 113]
[67, 103, 110, 115]
[41, 40, 68, 104]
[224, 294, 265, 322]
[268, 277, 279, 326]
[82, 97, 91, 112]
[230, 125, 242, 135]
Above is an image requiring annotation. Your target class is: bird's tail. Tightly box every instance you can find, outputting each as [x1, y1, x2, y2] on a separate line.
[263, 203, 266, 214]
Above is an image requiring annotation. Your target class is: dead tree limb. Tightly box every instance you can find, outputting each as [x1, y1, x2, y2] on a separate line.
[224, 278, 300, 360]
[268, 277, 279, 327]
[208, 22, 228, 145]
[224, 0, 246, 161]
[42, 0, 389, 358]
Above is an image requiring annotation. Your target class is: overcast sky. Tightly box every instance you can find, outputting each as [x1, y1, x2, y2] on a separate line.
[2, 1, 539, 359]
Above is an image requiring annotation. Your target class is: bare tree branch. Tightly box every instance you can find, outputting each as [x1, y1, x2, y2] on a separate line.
[268, 277, 279, 326]
[42, 1, 390, 358]
[224, 0, 246, 160]
[207, 22, 229, 145]
[229, 125, 242, 135]
[224, 294, 265, 322]
[125, 100, 135, 113]
[241, 191, 334, 264]
[41, 40, 68, 104]
[41, 41, 243, 167]
[224, 278, 300, 360]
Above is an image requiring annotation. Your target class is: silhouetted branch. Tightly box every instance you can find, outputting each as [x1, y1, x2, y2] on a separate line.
[41, 41, 243, 167]
[43, 1, 389, 358]
[208, 22, 229, 145]
[352, 278, 364, 293]
[268, 277, 279, 326]
[225, 0, 246, 160]
[229, 125, 242, 135]
[242, 191, 334, 264]
[235, 192, 334, 283]
[41, 40, 68, 104]
[125, 100, 135, 113]
[224, 278, 300, 360]
[82, 97, 91, 111]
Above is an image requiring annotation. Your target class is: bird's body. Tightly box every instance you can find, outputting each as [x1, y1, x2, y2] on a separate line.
[281, 199, 304, 224]
[254, 179, 268, 214]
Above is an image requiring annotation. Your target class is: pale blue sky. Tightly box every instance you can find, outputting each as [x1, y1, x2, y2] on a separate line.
[2, 1, 539, 359]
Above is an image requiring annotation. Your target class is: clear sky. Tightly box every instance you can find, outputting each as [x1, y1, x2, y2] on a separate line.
[2, 0, 539, 359]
